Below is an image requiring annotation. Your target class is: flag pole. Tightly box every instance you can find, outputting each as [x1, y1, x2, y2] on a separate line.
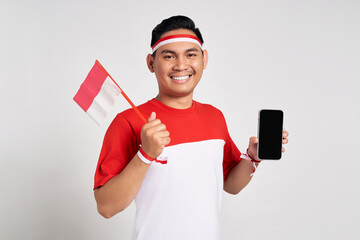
[95, 60, 148, 123]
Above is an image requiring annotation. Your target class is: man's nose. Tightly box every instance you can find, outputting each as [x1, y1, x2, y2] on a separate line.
[173, 56, 188, 71]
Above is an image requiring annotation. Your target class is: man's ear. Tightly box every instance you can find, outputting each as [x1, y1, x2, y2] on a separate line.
[146, 54, 155, 73]
[203, 49, 209, 69]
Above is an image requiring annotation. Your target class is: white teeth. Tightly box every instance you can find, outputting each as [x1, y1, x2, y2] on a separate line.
[171, 75, 190, 80]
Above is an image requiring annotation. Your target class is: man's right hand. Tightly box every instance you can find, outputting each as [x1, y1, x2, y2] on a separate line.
[140, 112, 171, 158]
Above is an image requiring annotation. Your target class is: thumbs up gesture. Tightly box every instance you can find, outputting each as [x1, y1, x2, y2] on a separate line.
[140, 112, 171, 159]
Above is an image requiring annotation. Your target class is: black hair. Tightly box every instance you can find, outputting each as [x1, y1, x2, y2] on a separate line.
[151, 15, 204, 55]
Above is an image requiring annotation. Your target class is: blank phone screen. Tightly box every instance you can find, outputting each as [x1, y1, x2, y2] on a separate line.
[258, 110, 284, 160]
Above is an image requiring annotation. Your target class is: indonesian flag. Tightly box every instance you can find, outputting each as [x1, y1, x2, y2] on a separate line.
[74, 60, 146, 125]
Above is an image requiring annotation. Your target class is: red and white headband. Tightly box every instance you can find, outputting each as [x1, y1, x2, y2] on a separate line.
[151, 34, 203, 53]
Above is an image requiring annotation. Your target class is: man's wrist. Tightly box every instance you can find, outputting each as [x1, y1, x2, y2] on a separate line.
[137, 148, 156, 164]
[241, 149, 261, 176]
[246, 149, 261, 163]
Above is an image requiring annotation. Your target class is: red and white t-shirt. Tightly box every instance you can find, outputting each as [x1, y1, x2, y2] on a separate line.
[94, 99, 242, 240]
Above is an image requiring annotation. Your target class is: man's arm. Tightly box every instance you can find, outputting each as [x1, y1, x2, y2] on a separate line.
[224, 136, 259, 194]
[224, 158, 258, 195]
[94, 112, 170, 218]
[94, 155, 150, 218]
[224, 129, 289, 195]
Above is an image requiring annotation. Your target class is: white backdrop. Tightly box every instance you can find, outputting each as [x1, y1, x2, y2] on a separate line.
[1, 0, 359, 239]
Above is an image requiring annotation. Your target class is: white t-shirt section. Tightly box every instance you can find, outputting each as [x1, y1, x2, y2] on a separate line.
[133, 139, 225, 240]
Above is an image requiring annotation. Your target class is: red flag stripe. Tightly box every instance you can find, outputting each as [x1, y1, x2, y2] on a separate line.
[73, 62, 108, 112]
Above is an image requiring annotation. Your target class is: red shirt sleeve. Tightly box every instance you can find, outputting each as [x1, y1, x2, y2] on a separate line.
[223, 136, 242, 181]
[220, 112, 242, 181]
[93, 114, 138, 189]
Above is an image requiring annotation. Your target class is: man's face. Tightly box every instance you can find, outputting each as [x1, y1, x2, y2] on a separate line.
[147, 29, 208, 101]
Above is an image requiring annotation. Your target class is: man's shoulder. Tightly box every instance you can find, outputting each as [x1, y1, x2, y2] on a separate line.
[195, 100, 224, 117]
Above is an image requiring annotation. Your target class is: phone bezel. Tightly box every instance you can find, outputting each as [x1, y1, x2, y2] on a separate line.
[257, 109, 284, 160]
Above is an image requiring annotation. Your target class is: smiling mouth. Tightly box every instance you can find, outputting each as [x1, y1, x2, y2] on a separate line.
[170, 75, 192, 81]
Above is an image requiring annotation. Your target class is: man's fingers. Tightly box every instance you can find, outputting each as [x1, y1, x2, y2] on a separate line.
[148, 112, 156, 122]
[160, 130, 170, 137]
[250, 136, 258, 144]
[163, 136, 171, 146]
[152, 130, 170, 139]
[148, 122, 166, 133]
[282, 129, 289, 147]
[143, 119, 162, 130]
[154, 133, 171, 148]
[283, 128, 289, 138]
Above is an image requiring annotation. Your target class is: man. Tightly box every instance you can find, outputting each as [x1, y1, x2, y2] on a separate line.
[94, 15, 289, 240]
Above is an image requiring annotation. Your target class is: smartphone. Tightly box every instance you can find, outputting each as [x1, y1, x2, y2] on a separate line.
[257, 109, 284, 160]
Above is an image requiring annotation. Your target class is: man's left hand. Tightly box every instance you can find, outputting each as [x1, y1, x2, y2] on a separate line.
[247, 128, 289, 161]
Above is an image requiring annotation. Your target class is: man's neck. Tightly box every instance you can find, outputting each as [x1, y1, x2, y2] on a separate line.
[155, 94, 193, 109]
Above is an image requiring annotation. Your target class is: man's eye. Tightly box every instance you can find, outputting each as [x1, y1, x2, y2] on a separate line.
[164, 55, 174, 59]
[188, 53, 196, 57]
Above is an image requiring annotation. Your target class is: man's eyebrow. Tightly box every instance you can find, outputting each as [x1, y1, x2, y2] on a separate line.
[160, 49, 176, 55]
[185, 48, 200, 53]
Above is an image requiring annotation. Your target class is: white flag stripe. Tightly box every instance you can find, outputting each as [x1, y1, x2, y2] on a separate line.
[86, 77, 121, 124]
